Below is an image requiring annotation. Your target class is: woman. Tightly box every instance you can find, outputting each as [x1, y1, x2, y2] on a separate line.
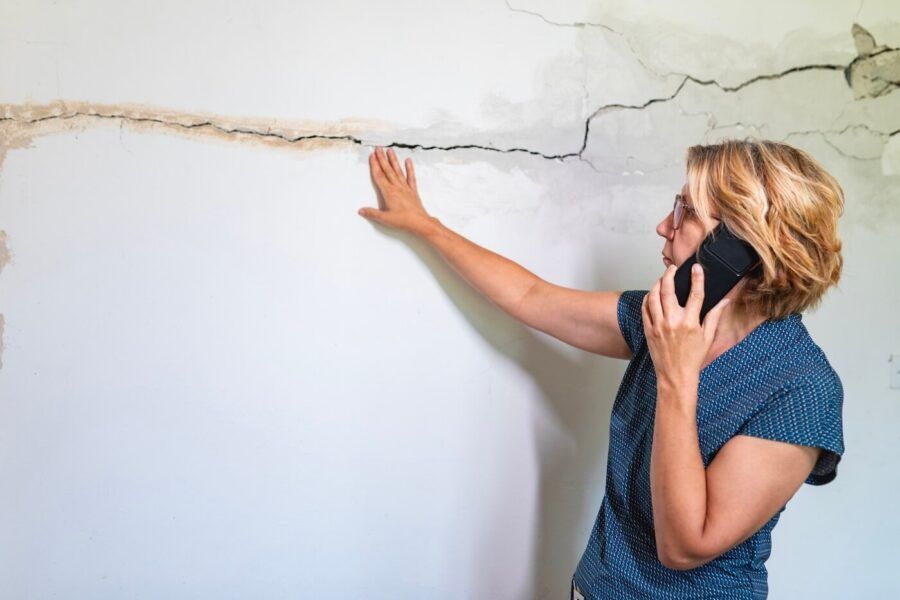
[359, 139, 846, 599]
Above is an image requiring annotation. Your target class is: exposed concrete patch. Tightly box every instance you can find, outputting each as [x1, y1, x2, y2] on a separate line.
[845, 24, 900, 99]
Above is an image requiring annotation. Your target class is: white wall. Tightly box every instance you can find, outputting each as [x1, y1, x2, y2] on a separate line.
[1, 1, 898, 598]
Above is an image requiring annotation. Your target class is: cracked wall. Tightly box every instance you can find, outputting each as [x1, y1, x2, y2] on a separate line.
[1, 1, 899, 598]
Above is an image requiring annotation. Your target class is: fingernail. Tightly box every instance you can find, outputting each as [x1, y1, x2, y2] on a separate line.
[692, 264, 700, 274]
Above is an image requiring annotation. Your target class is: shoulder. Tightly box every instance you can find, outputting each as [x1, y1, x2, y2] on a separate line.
[774, 318, 843, 402]
[738, 317, 845, 485]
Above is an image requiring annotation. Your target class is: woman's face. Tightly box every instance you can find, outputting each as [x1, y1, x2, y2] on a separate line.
[656, 182, 721, 269]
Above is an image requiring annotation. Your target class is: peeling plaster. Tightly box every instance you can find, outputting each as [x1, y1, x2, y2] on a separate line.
[846, 24, 900, 99]
[501, 7, 900, 165]
[0, 100, 398, 172]
[1, 22, 898, 173]
[0, 100, 584, 168]
[1, 22, 899, 371]
[584, 24, 899, 137]
[0, 19, 897, 175]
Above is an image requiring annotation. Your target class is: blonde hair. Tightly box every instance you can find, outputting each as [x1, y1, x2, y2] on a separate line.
[685, 139, 845, 320]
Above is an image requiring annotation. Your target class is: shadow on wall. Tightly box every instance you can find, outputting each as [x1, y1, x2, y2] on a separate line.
[389, 228, 630, 599]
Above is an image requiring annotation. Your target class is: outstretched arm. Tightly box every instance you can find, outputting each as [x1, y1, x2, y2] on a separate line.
[362, 146, 630, 360]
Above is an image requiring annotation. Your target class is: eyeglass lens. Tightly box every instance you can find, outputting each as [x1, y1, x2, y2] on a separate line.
[673, 195, 684, 229]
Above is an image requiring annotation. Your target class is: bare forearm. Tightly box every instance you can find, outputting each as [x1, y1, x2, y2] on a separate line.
[414, 217, 541, 318]
[651, 377, 709, 567]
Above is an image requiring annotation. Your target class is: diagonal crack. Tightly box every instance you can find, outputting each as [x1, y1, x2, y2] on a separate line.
[504, 3, 899, 156]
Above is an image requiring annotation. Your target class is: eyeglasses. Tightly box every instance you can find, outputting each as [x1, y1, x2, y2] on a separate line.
[672, 194, 719, 230]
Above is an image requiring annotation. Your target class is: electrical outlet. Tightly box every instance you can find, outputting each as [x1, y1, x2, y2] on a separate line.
[891, 355, 900, 390]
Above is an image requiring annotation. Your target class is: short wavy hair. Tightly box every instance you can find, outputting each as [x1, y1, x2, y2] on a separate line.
[685, 139, 845, 320]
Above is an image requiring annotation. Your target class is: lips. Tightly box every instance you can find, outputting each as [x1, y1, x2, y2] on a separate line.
[662, 256, 672, 267]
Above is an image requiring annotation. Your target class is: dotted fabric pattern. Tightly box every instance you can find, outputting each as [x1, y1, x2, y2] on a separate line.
[572, 290, 845, 599]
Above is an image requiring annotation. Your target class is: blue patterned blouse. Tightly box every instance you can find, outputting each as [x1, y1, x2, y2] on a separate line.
[572, 290, 845, 599]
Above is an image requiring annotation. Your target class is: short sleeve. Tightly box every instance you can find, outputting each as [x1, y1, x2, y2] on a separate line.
[736, 369, 845, 485]
[617, 290, 650, 356]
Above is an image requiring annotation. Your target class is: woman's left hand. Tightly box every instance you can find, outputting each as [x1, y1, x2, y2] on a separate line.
[641, 263, 731, 389]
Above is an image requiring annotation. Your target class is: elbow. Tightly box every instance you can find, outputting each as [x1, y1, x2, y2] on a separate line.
[658, 550, 702, 571]
[657, 543, 712, 572]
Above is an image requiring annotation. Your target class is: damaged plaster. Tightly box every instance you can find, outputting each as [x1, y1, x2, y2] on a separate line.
[1, 5, 899, 597]
[0, 100, 395, 172]
[846, 23, 900, 99]
[0, 23, 898, 372]
[0, 26, 897, 174]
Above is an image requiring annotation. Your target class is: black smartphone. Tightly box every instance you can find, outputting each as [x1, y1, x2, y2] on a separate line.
[673, 222, 761, 323]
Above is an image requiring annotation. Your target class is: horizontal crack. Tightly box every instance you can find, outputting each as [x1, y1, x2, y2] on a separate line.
[3, 19, 897, 168]
[4, 106, 582, 161]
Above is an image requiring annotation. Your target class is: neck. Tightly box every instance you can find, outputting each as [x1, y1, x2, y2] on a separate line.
[721, 301, 766, 336]
[704, 301, 768, 368]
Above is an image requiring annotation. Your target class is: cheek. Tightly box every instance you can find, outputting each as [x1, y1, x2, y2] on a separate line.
[673, 232, 703, 265]
[672, 237, 689, 264]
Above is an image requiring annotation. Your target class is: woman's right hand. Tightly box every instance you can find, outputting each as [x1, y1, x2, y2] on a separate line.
[359, 146, 435, 235]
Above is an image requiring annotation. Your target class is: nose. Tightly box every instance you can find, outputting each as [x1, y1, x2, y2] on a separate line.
[656, 210, 675, 240]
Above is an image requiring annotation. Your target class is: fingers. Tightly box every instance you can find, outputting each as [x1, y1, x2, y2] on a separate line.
[363, 148, 392, 223]
[373, 146, 400, 185]
[686, 263, 705, 322]
[405, 157, 417, 191]
[646, 279, 663, 328]
[386, 147, 406, 181]
[369, 151, 386, 184]
[660, 264, 678, 316]
[641, 291, 653, 330]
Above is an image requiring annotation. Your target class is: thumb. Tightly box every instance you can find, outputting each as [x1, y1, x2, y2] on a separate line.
[702, 298, 730, 341]
[358, 207, 383, 222]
